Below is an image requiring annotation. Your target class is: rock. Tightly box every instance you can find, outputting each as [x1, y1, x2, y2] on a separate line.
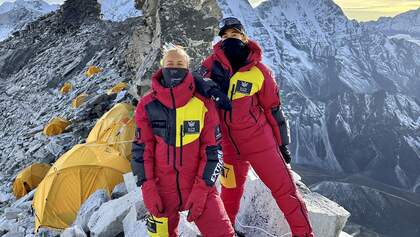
[87, 189, 144, 237]
[2, 231, 25, 237]
[111, 183, 127, 199]
[0, 191, 12, 202]
[37, 228, 61, 237]
[12, 189, 36, 207]
[0, 218, 18, 232]
[4, 207, 22, 220]
[123, 172, 137, 192]
[236, 171, 350, 237]
[122, 203, 198, 237]
[60, 225, 87, 237]
[339, 231, 352, 237]
[122, 206, 148, 237]
[178, 212, 201, 236]
[74, 189, 110, 233]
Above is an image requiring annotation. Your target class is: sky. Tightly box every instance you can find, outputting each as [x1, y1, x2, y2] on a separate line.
[1, 0, 420, 22]
[249, 0, 420, 22]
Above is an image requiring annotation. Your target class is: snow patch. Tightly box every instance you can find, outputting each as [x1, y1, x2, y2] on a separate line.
[99, 0, 142, 22]
[390, 34, 420, 47]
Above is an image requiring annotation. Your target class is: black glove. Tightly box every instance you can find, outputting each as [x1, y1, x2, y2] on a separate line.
[279, 145, 292, 164]
[208, 88, 232, 111]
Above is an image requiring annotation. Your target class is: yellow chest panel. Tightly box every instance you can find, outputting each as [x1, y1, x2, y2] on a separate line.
[228, 66, 265, 100]
[175, 96, 208, 147]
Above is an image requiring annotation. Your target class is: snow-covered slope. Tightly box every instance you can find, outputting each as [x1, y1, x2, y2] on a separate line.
[0, 0, 142, 41]
[364, 8, 420, 38]
[99, 0, 141, 22]
[0, 0, 58, 41]
[217, 0, 420, 235]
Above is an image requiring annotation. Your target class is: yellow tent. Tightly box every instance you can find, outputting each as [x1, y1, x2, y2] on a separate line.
[43, 117, 70, 137]
[72, 93, 88, 108]
[107, 82, 128, 95]
[85, 66, 101, 77]
[33, 144, 130, 231]
[60, 82, 72, 95]
[13, 163, 51, 199]
[86, 103, 136, 160]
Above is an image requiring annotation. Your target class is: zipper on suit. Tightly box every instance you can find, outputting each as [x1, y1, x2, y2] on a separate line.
[166, 122, 170, 165]
[229, 84, 235, 122]
[170, 88, 183, 209]
[224, 83, 240, 155]
[180, 124, 184, 166]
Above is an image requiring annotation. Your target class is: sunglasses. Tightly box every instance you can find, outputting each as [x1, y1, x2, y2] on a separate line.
[219, 17, 242, 28]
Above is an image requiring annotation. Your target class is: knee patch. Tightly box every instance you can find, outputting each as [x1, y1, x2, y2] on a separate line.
[220, 163, 237, 188]
[146, 215, 169, 237]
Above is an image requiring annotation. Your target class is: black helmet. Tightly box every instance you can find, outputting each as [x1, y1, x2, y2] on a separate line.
[218, 17, 245, 37]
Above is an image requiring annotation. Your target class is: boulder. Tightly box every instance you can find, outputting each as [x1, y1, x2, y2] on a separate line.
[87, 189, 144, 237]
[122, 206, 148, 237]
[60, 225, 87, 237]
[111, 183, 127, 200]
[2, 231, 25, 237]
[122, 205, 199, 237]
[0, 191, 12, 202]
[123, 172, 137, 192]
[236, 170, 350, 237]
[4, 207, 22, 220]
[74, 189, 110, 232]
[36, 228, 61, 237]
[11, 189, 35, 208]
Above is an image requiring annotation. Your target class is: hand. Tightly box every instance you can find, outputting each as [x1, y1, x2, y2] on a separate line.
[279, 145, 292, 164]
[208, 88, 232, 111]
[185, 178, 210, 222]
[141, 180, 164, 217]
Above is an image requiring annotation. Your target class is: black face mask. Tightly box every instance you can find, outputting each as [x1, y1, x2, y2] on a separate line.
[221, 38, 249, 66]
[161, 68, 188, 88]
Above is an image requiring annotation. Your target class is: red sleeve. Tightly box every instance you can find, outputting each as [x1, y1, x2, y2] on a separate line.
[197, 97, 223, 186]
[256, 63, 284, 146]
[134, 96, 156, 181]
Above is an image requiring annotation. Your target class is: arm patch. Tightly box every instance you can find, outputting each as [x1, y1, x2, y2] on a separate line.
[272, 107, 291, 145]
[203, 145, 224, 186]
[131, 142, 146, 186]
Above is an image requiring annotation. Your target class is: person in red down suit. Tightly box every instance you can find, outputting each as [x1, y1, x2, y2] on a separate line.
[131, 46, 234, 237]
[194, 17, 315, 237]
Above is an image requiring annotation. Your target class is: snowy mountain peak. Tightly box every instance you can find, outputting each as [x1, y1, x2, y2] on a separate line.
[364, 7, 420, 37]
[0, 0, 58, 15]
[0, 0, 59, 41]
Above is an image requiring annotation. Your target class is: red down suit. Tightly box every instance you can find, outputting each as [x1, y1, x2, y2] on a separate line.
[131, 69, 234, 237]
[197, 39, 314, 237]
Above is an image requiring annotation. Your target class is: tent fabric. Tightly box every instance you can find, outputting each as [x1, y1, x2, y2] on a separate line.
[107, 82, 128, 95]
[72, 93, 88, 108]
[86, 103, 136, 160]
[85, 66, 101, 77]
[43, 117, 70, 137]
[60, 82, 72, 95]
[33, 144, 130, 231]
[13, 163, 51, 199]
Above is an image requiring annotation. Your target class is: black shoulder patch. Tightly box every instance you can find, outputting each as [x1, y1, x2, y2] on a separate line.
[183, 120, 200, 134]
[236, 80, 253, 94]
